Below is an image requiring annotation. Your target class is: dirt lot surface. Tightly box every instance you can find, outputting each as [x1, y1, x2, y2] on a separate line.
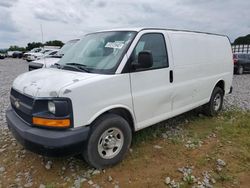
[0, 58, 250, 188]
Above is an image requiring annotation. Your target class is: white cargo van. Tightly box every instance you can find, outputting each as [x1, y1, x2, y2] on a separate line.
[6, 28, 233, 168]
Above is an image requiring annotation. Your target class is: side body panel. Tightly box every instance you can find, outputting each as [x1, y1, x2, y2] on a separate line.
[127, 30, 174, 130]
[127, 30, 233, 131]
[166, 31, 233, 114]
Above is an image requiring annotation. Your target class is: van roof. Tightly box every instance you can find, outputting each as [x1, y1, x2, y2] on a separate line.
[95, 27, 228, 38]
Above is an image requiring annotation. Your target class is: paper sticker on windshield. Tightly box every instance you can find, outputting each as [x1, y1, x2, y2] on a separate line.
[105, 41, 124, 49]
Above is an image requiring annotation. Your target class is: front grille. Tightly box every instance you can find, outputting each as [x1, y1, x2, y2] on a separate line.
[10, 88, 34, 124]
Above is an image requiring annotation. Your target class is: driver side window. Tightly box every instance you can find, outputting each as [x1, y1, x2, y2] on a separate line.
[130, 33, 169, 71]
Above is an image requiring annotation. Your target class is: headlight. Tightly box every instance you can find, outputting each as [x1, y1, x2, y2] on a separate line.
[48, 101, 56, 114]
[32, 99, 72, 128]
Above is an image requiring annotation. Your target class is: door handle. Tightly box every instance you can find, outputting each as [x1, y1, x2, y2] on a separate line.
[170, 70, 173, 83]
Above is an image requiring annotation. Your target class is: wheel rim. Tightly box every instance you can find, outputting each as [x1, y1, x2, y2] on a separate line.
[213, 93, 222, 111]
[98, 128, 124, 159]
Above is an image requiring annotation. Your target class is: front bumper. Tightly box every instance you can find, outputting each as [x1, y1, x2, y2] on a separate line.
[6, 107, 90, 157]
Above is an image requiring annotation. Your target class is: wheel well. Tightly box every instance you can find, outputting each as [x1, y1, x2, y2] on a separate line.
[100, 108, 135, 132]
[215, 80, 225, 95]
[107, 108, 135, 132]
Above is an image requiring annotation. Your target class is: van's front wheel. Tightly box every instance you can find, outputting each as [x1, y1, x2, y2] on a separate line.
[204, 87, 224, 116]
[83, 114, 132, 169]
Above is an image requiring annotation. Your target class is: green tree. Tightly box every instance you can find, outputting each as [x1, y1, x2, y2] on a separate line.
[26, 42, 43, 51]
[233, 34, 250, 45]
[44, 40, 64, 47]
[8, 45, 26, 52]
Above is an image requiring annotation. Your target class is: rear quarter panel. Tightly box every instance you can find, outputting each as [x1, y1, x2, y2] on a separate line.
[167, 31, 233, 111]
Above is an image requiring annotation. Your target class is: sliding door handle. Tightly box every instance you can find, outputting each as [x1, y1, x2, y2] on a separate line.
[170, 70, 173, 83]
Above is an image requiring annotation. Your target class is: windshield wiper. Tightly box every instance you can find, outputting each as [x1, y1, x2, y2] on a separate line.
[64, 63, 90, 73]
[51, 54, 63, 58]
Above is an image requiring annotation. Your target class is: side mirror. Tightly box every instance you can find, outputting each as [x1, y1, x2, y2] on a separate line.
[137, 51, 153, 69]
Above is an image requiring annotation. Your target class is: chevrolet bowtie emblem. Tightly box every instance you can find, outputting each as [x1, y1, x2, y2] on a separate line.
[14, 99, 20, 108]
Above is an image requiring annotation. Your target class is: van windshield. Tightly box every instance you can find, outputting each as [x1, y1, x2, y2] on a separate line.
[56, 39, 79, 57]
[58, 31, 136, 74]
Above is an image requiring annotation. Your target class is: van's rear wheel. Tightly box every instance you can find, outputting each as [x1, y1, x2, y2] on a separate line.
[83, 114, 132, 169]
[204, 87, 224, 116]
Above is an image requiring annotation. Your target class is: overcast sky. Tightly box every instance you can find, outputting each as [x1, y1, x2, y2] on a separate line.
[0, 0, 249, 48]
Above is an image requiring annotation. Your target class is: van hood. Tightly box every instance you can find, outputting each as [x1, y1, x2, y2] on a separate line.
[12, 68, 98, 97]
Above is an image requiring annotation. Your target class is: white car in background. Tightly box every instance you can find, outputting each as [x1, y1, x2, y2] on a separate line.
[36, 49, 59, 60]
[23, 48, 43, 60]
[26, 49, 59, 62]
[29, 39, 79, 71]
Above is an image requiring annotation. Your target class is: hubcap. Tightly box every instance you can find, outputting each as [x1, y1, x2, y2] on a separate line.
[213, 93, 221, 111]
[98, 128, 124, 159]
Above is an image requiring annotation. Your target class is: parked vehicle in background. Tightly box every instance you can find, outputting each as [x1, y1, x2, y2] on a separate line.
[23, 48, 43, 60]
[6, 28, 233, 169]
[12, 51, 23, 58]
[233, 53, 250, 74]
[7, 51, 15, 57]
[25, 46, 60, 62]
[29, 39, 79, 71]
[0, 53, 6, 59]
[26, 49, 59, 62]
[36, 49, 59, 60]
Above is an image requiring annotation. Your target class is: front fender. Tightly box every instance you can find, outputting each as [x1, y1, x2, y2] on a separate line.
[87, 104, 136, 126]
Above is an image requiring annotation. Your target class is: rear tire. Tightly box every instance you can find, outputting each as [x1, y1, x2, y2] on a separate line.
[83, 114, 132, 169]
[237, 66, 244, 75]
[204, 87, 224, 116]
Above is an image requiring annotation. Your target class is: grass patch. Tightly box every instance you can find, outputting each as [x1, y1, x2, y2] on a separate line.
[217, 110, 250, 163]
[196, 156, 209, 166]
[132, 122, 167, 145]
[129, 109, 250, 187]
[131, 110, 199, 146]
[45, 184, 55, 188]
[132, 109, 250, 148]
[214, 172, 234, 183]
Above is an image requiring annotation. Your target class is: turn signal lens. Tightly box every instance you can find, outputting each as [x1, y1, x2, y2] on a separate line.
[33, 117, 70, 128]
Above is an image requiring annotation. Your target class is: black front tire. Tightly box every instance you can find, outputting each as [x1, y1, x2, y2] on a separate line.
[204, 87, 224, 116]
[83, 113, 132, 169]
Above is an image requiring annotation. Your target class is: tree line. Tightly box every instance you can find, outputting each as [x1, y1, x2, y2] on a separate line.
[7, 40, 64, 52]
[233, 34, 250, 45]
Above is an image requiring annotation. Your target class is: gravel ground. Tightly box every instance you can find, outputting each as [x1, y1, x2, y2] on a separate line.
[224, 74, 250, 110]
[0, 58, 27, 131]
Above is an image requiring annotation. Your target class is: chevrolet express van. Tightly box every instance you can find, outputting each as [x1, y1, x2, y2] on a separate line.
[6, 28, 233, 168]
